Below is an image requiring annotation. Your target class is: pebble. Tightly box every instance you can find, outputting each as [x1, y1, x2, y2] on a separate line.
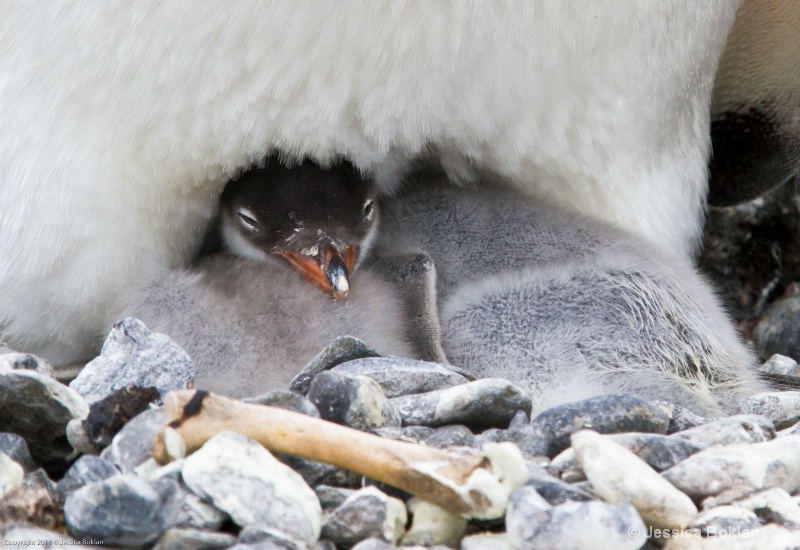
[760, 354, 800, 377]
[307, 372, 400, 431]
[63, 474, 182, 546]
[316, 485, 357, 512]
[82, 385, 161, 450]
[69, 317, 195, 405]
[526, 467, 595, 505]
[663, 435, 800, 502]
[689, 505, 761, 536]
[174, 491, 228, 531]
[663, 524, 800, 550]
[400, 499, 467, 547]
[290, 336, 381, 395]
[732, 488, 800, 528]
[371, 426, 434, 444]
[550, 432, 696, 481]
[57, 455, 119, 504]
[235, 526, 308, 549]
[424, 425, 477, 449]
[753, 292, 800, 361]
[100, 408, 166, 473]
[0, 363, 89, 473]
[528, 393, 670, 458]
[571, 430, 698, 530]
[506, 488, 646, 550]
[390, 378, 532, 430]
[739, 392, 800, 430]
[244, 389, 321, 417]
[0, 452, 25, 498]
[320, 486, 408, 548]
[656, 401, 709, 433]
[331, 357, 470, 398]
[459, 533, 516, 550]
[669, 414, 776, 449]
[0, 352, 54, 376]
[0, 432, 37, 472]
[153, 527, 237, 550]
[181, 431, 322, 546]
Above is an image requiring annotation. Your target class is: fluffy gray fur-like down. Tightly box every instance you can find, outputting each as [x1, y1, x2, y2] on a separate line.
[114, 255, 414, 398]
[374, 185, 765, 415]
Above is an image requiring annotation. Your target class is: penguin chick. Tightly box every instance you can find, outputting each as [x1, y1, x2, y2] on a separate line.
[116, 256, 413, 398]
[372, 184, 767, 416]
[215, 160, 378, 299]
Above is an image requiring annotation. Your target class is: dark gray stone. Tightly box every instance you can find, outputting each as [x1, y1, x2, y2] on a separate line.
[236, 526, 307, 549]
[0, 432, 37, 472]
[0, 364, 89, 474]
[307, 371, 400, 431]
[290, 336, 381, 395]
[528, 393, 670, 458]
[753, 291, 800, 361]
[424, 425, 476, 449]
[154, 528, 237, 550]
[655, 401, 709, 434]
[526, 470, 595, 505]
[69, 317, 195, 405]
[244, 390, 321, 417]
[371, 426, 434, 444]
[100, 408, 166, 473]
[733, 488, 800, 528]
[390, 378, 532, 430]
[316, 485, 357, 512]
[63, 474, 182, 547]
[331, 357, 469, 398]
[280, 455, 356, 488]
[321, 487, 407, 549]
[174, 491, 228, 531]
[475, 424, 548, 457]
[740, 392, 800, 430]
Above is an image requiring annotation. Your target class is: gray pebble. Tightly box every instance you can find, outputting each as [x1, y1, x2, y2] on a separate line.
[760, 354, 800, 377]
[0, 432, 36, 472]
[69, 317, 195, 405]
[459, 533, 515, 550]
[100, 408, 165, 473]
[0, 452, 24, 498]
[655, 401, 709, 433]
[663, 435, 800, 502]
[243, 389, 320, 417]
[57, 455, 120, 504]
[529, 393, 670, 458]
[181, 431, 321, 546]
[550, 432, 697, 480]
[390, 378, 532, 430]
[316, 485, 357, 512]
[371, 426, 434, 444]
[331, 357, 469, 398]
[739, 392, 800, 430]
[63, 474, 182, 547]
[321, 486, 408, 548]
[280, 456, 355, 488]
[753, 293, 800, 361]
[349, 540, 399, 550]
[290, 336, 381, 395]
[0, 352, 54, 376]
[475, 424, 547, 458]
[732, 488, 800, 528]
[689, 505, 761, 537]
[424, 425, 476, 449]
[506, 491, 646, 550]
[174, 491, 228, 531]
[525, 467, 595, 505]
[0, 364, 89, 474]
[237, 526, 307, 549]
[308, 372, 400, 431]
[669, 414, 775, 449]
[153, 528, 237, 550]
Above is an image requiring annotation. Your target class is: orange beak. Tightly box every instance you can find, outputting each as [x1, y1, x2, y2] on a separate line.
[271, 243, 358, 300]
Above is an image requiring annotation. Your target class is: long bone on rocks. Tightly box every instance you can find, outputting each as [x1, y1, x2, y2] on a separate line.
[152, 390, 526, 519]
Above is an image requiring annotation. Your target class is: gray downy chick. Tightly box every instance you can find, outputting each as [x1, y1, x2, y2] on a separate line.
[115, 160, 412, 398]
[370, 181, 767, 416]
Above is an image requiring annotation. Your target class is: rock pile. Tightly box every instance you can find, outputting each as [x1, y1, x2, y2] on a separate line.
[2, 320, 800, 549]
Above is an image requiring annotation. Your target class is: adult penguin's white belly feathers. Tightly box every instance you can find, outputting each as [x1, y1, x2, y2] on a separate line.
[0, 2, 742, 363]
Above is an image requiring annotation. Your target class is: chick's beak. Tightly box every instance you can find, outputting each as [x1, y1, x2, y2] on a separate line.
[271, 239, 358, 300]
